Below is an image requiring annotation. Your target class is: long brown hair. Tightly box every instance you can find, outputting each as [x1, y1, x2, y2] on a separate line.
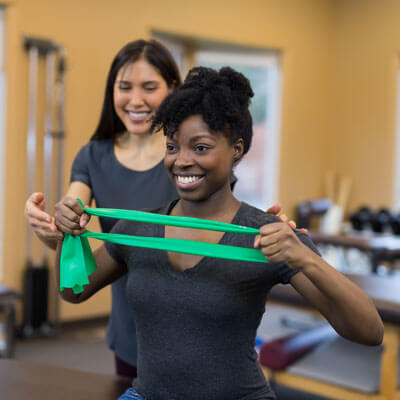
[91, 39, 182, 140]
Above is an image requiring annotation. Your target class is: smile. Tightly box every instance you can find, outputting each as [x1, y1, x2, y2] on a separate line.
[126, 111, 151, 122]
[176, 175, 203, 184]
[128, 111, 150, 117]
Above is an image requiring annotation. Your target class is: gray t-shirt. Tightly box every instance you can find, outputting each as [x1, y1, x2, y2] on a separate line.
[70, 138, 178, 366]
[106, 200, 320, 400]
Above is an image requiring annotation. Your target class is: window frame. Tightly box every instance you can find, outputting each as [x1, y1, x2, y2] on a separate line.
[195, 48, 283, 208]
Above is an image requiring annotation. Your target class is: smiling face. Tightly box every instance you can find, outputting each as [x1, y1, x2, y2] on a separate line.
[113, 59, 170, 135]
[164, 114, 244, 203]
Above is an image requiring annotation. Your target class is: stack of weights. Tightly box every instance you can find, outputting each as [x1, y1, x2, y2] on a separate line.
[349, 207, 400, 235]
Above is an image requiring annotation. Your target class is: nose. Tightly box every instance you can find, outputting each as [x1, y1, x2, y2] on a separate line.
[129, 89, 145, 107]
[174, 149, 193, 169]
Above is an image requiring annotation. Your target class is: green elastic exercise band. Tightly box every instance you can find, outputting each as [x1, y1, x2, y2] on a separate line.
[60, 199, 267, 294]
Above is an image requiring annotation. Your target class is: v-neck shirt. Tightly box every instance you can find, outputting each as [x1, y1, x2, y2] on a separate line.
[105, 200, 320, 400]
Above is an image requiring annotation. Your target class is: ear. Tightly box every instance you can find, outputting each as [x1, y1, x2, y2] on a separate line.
[232, 138, 244, 163]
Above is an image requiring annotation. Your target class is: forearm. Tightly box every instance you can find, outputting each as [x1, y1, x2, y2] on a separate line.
[258, 222, 383, 345]
[292, 251, 384, 345]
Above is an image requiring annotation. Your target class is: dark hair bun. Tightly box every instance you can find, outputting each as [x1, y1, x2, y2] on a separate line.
[184, 67, 219, 90]
[184, 66, 253, 107]
[219, 67, 254, 106]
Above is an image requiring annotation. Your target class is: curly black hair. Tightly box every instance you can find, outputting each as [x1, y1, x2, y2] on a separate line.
[152, 66, 254, 157]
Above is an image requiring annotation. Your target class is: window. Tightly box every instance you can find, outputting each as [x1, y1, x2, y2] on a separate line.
[153, 33, 282, 209]
[195, 49, 282, 209]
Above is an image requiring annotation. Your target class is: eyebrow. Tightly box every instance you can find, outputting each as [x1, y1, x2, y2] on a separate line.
[187, 134, 217, 144]
[168, 134, 217, 143]
[116, 79, 159, 85]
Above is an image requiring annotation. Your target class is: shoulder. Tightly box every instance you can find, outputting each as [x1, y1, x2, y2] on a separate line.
[238, 202, 281, 229]
[85, 138, 113, 155]
[238, 203, 320, 255]
[295, 230, 321, 255]
[74, 139, 113, 161]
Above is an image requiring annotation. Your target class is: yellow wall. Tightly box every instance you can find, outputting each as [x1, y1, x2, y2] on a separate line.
[2, 0, 335, 320]
[330, 0, 400, 211]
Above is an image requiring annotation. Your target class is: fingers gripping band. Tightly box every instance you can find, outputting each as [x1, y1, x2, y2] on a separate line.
[60, 199, 267, 294]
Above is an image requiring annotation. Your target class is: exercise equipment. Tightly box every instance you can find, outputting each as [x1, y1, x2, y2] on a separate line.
[60, 200, 269, 294]
[22, 36, 66, 337]
[259, 324, 337, 370]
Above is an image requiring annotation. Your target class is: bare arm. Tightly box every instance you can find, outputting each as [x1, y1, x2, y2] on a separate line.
[24, 182, 92, 250]
[256, 223, 384, 346]
[289, 255, 383, 346]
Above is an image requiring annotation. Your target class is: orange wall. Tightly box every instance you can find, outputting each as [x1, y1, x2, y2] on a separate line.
[2, 0, 334, 320]
[330, 0, 400, 211]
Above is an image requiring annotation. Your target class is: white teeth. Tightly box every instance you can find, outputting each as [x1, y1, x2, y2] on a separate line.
[128, 112, 149, 118]
[177, 176, 201, 184]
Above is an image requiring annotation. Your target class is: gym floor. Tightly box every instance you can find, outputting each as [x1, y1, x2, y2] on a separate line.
[13, 312, 330, 400]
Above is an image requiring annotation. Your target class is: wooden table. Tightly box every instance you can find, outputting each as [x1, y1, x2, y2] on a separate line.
[265, 273, 400, 400]
[0, 359, 131, 399]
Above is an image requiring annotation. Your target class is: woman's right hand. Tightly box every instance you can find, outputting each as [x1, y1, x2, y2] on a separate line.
[54, 196, 91, 236]
[24, 192, 63, 241]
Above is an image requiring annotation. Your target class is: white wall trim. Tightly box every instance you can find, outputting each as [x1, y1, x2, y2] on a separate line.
[264, 62, 283, 207]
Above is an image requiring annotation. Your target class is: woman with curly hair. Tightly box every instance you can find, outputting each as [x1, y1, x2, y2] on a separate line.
[54, 66, 383, 400]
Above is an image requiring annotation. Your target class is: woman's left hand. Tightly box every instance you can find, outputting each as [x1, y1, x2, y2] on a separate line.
[254, 222, 312, 269]
[265, 203, 308, 234]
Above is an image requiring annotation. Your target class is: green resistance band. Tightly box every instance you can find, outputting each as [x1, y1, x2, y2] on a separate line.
[60, 199, 267, 294]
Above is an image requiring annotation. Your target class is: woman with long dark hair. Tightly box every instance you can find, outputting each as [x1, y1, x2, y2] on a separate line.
[24, 39, 182, 378]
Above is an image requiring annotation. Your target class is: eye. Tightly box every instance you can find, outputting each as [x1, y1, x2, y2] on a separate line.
[144, 86, 157, 92]
[166, 143, 177, 153]
[194, 144, 210, 153]
[118, 84, 131, 91]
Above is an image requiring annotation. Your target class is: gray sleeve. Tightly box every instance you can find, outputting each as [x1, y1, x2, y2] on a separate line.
[275, 231, 321, 284]
[70, 144, 91, 187]
[274, 263, 298, 284]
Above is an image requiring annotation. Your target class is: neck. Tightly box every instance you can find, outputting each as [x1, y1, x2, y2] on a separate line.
[174, 185, 241, 222]
[116, 130, 165, 151]
[113, 130, 166, 171]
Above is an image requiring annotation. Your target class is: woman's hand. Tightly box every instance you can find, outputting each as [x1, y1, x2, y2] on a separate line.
[265, 203, 308, 234]
[24, 192, 63, 242]
[54, 196, 90, 236]
[254, 222, 313, 269]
